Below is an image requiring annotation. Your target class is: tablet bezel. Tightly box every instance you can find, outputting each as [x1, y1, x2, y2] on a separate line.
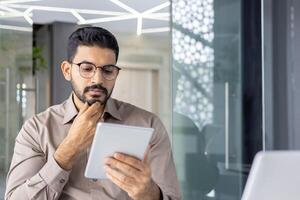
[84, 122, 154, 179]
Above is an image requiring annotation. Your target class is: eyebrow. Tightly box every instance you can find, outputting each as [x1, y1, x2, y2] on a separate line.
[76, 60, 95, 65]
[76, 60, 116, 66]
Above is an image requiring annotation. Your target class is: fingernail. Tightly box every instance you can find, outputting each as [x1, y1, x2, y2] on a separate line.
[114, 153, 120, 158]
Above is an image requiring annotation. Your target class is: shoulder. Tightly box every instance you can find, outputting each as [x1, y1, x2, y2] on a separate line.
[111, 98, 161, 126]
[22, 100, 66, 133]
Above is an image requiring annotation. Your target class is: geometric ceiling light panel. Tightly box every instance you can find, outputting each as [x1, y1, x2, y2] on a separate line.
[0, 0, 170, 35]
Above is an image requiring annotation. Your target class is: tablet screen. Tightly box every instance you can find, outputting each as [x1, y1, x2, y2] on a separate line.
[84, 122, 154, 179]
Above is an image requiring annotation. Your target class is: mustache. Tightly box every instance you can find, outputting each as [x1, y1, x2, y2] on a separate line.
[83, 84, 108, 95]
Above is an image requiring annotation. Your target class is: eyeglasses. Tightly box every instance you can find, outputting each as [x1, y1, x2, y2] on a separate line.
[71, 61, 121, 80]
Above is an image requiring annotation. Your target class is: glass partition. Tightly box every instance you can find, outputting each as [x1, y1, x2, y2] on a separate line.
[171, 0, 262, 199]
[0, 27, 33, 197]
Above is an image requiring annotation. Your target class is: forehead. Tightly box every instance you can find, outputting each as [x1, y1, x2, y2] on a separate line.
[73, 45, 116, 64]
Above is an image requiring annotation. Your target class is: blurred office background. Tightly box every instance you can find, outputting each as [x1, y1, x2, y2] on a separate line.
[0, 0, 300, 199]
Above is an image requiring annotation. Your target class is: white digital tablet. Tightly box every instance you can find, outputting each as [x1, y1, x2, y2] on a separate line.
[84, 122, 154, 179]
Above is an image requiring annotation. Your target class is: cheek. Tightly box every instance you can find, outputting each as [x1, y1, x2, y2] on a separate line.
[71, 74, 90, 93]
[104, 81, 116, 92]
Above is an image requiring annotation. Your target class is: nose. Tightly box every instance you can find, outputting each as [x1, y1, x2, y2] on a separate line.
[91, 68, 104, 84]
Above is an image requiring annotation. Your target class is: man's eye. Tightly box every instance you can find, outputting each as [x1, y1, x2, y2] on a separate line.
[81, 64, 94, 72]
[103, 66, 114, 74]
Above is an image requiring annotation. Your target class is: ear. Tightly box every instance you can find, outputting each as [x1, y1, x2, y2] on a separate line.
[61, 61, 72, 81]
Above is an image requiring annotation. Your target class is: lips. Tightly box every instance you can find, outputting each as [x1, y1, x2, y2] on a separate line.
[88, 89, 104, 96]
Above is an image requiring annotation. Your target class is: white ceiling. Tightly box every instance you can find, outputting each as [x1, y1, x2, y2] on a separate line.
[0, 0, 170, 34]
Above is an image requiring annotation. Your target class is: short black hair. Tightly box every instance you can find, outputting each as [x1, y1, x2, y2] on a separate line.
[67, 26, 119, 62]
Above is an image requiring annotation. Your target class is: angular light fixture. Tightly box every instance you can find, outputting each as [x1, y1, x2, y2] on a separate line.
[0, 0, 170, 35]
[0, 24, 32, 31]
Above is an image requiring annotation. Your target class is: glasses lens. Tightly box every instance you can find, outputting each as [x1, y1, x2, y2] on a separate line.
[102, 65, 119, 80]
[79, 63, 95, 78]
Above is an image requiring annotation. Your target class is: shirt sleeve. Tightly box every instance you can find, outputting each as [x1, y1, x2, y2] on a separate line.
[5, 117, 71, 200]
[149, 116, 182, 200]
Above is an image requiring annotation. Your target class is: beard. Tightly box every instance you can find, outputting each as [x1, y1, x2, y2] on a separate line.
[71, 80, 112, 106]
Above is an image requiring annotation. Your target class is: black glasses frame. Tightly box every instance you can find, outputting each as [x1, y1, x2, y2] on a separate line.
[71, 61, 121, 80]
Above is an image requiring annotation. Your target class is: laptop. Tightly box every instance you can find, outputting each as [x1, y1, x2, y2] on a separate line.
[242, 151, 300, 200]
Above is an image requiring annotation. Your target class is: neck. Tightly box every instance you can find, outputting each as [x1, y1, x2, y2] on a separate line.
[72, 92, 105, 113]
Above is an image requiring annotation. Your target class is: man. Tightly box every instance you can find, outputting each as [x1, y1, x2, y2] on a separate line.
[5, 27, 181, 200]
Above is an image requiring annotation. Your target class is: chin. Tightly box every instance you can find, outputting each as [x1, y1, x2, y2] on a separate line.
[86, 96, 106, 105]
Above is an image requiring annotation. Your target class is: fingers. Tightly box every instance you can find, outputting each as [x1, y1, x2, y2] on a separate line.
[90, 108, 103, 122]
[79, 102, 102, 122]
[104, 153, 154, 199]
[105, 169, 133, 193]
[105, 165, 135, 185]
[113, 153, 145, 171]
[85, 102, 101, 117]
[78, 101, 99, 117]
[104, 157, 142, 177]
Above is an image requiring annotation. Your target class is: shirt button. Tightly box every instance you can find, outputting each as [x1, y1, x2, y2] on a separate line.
[60, 179, 65, 184]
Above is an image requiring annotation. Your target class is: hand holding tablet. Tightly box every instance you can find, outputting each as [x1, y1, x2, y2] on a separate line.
[85, 123, 154, 179]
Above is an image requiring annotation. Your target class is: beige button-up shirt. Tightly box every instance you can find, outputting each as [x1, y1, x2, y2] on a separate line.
[5, 94, 181, 200]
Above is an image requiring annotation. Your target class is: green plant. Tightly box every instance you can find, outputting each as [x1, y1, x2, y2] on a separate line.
[33, 46, 46, 71]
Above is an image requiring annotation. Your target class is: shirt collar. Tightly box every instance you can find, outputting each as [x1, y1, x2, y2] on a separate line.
[62, 94, 122, 124]
[104, 97, 122, 121]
